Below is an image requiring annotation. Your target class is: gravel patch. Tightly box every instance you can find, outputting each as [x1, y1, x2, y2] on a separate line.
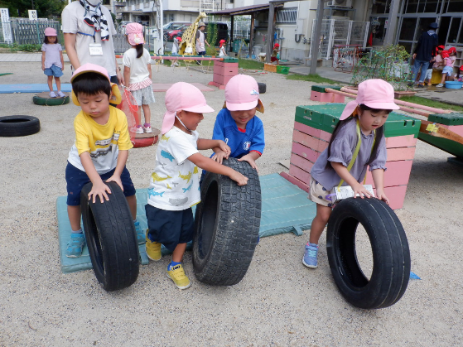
[0, 62, 462, 346]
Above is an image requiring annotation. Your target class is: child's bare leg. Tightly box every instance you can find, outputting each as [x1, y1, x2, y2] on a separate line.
[309, 204, 332, 244]
[47, 75, 54, 91]
[172, 243, 187, 263]
[136, 106, 142, 126]
[55, 76, 61, 91]
[126, 195, 137, 220]
[67, 205, 82, 231]
[141, 104, 151, 124]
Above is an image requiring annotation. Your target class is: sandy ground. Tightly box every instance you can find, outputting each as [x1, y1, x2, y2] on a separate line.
[0, 61, 462, 347]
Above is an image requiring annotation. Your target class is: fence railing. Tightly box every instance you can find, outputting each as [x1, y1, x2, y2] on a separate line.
[0, 19, 62, 45]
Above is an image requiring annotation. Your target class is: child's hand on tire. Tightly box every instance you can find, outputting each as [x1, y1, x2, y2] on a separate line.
[229, 171, 248, 186]
[88, 181, 112, 203]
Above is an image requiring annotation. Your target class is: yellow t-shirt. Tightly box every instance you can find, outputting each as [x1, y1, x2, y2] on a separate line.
[67, 107, 133, 174]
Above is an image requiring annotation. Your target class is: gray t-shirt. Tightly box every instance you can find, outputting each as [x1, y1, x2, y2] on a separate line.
[61, 2, 117, 76]
[311, 118, 387, 191]
[41, 43, 62, 68]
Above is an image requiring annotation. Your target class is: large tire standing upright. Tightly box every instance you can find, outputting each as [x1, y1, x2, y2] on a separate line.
[193, 158, 261, 285]
[81, 182, 139, 291]
[326, 198, 411, 309]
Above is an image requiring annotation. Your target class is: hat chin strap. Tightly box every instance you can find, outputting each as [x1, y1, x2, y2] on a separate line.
[175, 115, 192, 132]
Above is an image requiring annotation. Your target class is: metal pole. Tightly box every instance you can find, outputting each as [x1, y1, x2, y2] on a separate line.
[383, 0, 400, 45]
[309, 0, 325, 74]
[265, 2, 275, 63]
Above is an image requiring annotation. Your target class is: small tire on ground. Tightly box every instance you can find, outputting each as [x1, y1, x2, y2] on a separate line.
[81, 182, 139, 291]
[193, 157, 261, 286]
[258, 82, 266, 94]
[326, 198, 411, 309]
[0, 115, 40, 137]
[33, 94, 70, 106]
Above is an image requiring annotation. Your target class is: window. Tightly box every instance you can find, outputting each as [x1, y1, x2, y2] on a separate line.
[276, 8, 298, 24]
[448, 17, 461, 43]
[447, 0, 463, 12]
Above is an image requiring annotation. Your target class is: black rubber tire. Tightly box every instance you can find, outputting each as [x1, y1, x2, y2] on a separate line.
[0, 115, 40, 137]
[258, 82, 266, 94]
[193, 157, 261, 285]
[81, 182, 139, 291]
[33, 95, 70, 106]
[326, 198, 411, 309]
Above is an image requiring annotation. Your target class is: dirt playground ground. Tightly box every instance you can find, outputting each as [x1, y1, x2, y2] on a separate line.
[0, 61, 462, 346]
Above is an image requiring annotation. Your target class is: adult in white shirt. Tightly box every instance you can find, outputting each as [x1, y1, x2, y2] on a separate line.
[62, 0, 124, 84]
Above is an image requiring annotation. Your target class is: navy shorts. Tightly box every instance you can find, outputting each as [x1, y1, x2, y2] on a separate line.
[145, 204, 194, 251]
[65, 162, 136, 206]
[198, 51, 206, 56]
[44, 65, 63, 78]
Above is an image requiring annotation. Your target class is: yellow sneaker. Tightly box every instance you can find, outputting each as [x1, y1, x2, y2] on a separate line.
[145, 232, 161, 261]
[167, 264, 191, 289]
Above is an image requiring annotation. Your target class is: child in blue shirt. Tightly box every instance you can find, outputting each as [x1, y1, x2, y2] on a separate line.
[210, 74, 265, 170]
[302, 79, 399, 269]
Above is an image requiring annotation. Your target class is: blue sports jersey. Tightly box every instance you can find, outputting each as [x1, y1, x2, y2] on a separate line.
[212, 108, 265, 158]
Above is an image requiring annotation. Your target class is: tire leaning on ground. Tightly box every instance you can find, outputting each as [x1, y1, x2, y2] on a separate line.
[258, 82, 266, 94]
[0, 115, 40, 137]
[81, 182, 140, 291]
[193, 157, 261, 285]
[326, 197, 411, 309]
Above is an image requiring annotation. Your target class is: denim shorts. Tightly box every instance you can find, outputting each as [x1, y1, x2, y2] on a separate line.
[145, 204, 194, 251]
[44, 65, 63, 78]
[65, 162, 136, 206]
[442, 66, 453, 76]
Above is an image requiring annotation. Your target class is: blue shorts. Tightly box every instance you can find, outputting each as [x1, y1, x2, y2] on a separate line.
[145, 204, 194, 251]
[442, 66, 453, 76]
[65, 162, 136, 206]
[44, 65, 63, 78]
[198, 51, 206, 56]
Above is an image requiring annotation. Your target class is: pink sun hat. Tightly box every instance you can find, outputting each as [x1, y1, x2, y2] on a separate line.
[162, 82, 215, 134]
[44, 27, 57, 36]
[225, 74, 264, 113]
[70, 63, 110, 83]
[126, 22, 145, 45]
[340, 79, 399, 120]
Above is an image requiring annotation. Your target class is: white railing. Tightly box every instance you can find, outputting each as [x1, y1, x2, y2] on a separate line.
[310, 19, 370, 60]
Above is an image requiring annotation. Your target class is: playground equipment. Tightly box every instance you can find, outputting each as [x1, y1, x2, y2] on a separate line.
[178, 12, 207, 56]
[33, 92, 70, 106]
[0, 115, 40, 137]
[193, 158, 261, 285]
[80, 182, 140, 291]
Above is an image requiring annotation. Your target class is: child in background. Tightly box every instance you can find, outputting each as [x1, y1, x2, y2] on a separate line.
[218, 39, 227, 57]
[271, 43, 280, 64]
[302, 79, 398, 269]
[123, 22, 154, 133]
[172, 36, 181, 55]
[210, 74, 265, 171]
[65, 64, 145, 258]
[145, 82, 248, 290]
[437, 48, 457, 87]
[424, 45, 444, 86]
[41, 27, 65, 98]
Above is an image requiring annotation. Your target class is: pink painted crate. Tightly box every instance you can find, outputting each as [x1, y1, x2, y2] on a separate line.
[290, 153, 315, 173]
[310, 90, 345, 103]
[292, 142, 320, 162]
[365, 160, 413, 187]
